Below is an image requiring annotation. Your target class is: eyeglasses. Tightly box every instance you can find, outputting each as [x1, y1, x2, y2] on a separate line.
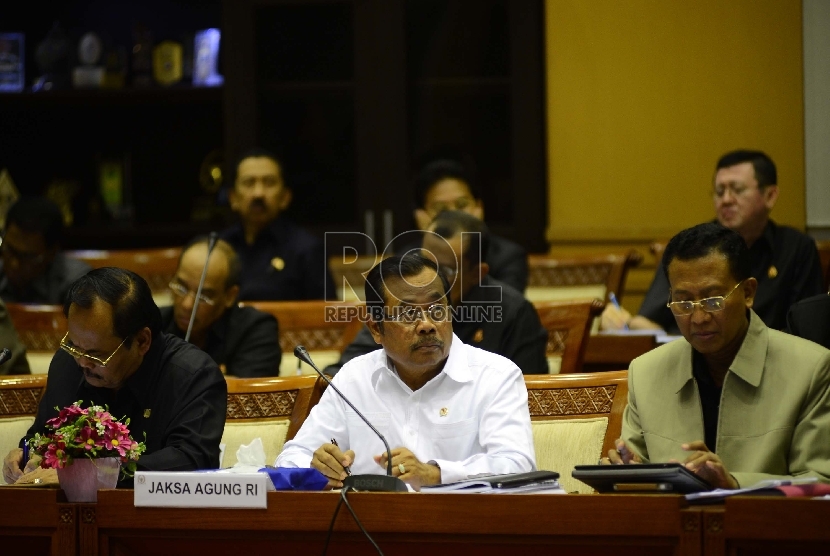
[386, 304, 449, 324]
[60, 332, 127, 368]
[713, 183, 759, 199]
[168, 281, 216, 306]
[0, 235, 46, 266]
[666, 281, 744, 316]
[426, 197, 475, 215]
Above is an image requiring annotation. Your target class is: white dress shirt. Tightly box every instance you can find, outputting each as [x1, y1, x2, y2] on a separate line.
[276, 334, 536, 483]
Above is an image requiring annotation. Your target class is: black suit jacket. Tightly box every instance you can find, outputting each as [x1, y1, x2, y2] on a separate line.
[787, 293, 830, 350]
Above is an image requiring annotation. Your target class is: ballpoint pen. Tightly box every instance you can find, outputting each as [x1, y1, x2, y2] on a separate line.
[21, 438, 28, 471]
[330, 438, 352, 476]
[608, 292, 629, 330]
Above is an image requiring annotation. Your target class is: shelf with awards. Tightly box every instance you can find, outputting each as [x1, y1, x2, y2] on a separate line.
[0, 85, 223, 105]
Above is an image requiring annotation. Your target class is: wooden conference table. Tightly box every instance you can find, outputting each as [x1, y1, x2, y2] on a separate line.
[3, 488, 830, 556]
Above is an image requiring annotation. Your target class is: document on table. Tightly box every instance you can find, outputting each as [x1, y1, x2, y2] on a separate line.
[685, 477, 818, 502]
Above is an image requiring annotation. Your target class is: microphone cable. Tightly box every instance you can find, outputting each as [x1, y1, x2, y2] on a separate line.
[321, 486, 384, 556]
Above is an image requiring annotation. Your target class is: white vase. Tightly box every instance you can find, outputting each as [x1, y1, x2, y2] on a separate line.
[56, 457, 120, 502]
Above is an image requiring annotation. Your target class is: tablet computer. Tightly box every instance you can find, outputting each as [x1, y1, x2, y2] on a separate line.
[572, 463, 713, 493]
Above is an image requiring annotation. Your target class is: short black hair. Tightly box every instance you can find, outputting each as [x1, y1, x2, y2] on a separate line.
[413, 159, 480, 209]
[427, 210, 490, 267]
[5, 197, 65, 248]
[364, 253, 450, 327]
[180, 235, 241, 289]
[716, 150, 777, 189]
[227, 147, 285, 189]
[662, 222, 751, 284]
[64, 267, 162, 345]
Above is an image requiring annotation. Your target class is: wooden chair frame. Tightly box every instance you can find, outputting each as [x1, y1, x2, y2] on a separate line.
[533, 299, 605, 373]
[6, 303, 66, 352]
[525, 370, 628, 456]
[527, 250, 642, 301]
[0, 375, 47, 418]
[225, 375, 325, 441]
[66, 247, 182, 293]
[239, 300, 364, 354]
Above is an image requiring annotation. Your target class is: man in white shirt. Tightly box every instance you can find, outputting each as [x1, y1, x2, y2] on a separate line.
[276, 253, 536, 490]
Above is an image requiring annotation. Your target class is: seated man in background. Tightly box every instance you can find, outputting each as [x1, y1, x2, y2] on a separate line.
[606, 223, 830, 488]
[787, 292, 830, 350]
[325, 211, 548, 375]
[602, 150, 823, 334]
[411, 159, 528, 292]
[278, 253, 536, 490]
[0, 197, 91, 304]
[161, 236, 281, 377]
[221, 148, 335, 300]
[2, 268, 227, 485]
[0, 298, 31, 375]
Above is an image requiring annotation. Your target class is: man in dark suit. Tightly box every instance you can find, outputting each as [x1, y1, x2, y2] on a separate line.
[326, 211, 548, 376]
[787, 293, 830, 350]
[161, 236, 281, 377]
[411, 159, 528, 292]
[221, 148, 335, 300]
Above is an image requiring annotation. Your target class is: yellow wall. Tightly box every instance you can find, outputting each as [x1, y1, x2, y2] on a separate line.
[545, 0, 805, 243]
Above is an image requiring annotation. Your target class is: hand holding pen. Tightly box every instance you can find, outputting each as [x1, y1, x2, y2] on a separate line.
[330, 438, 352, 476]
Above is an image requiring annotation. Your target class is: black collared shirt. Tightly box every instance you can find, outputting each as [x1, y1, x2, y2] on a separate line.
[691, 350, 722, 452]
[639, 221, 824, 334]
[324, 276, 549, 375]
[160, 304, 282, 377]
[23, 333, 227, 486]
[221, 217, 335, 301]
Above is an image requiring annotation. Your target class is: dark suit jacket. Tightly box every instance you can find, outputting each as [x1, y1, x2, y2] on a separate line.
[787, 293, 830, 350]
[160, 304, 282, 377]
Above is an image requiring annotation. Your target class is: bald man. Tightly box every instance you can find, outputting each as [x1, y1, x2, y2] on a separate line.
[160, 236, 282, 377]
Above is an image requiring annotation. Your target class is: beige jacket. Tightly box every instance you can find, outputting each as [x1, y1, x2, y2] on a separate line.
[623, 310, 830, 487]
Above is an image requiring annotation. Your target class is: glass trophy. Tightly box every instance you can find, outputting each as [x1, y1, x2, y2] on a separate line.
[72, 32, 104, 88]
[193, 29, 223, 87]
[0, 33, 24, 92]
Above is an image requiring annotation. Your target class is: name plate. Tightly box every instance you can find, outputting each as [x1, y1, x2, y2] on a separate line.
[134, 472, 268, 509]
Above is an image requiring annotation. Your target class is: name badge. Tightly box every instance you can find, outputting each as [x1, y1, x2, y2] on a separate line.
[134, 472, 268, 509]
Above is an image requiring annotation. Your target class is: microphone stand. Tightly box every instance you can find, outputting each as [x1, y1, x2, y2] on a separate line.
[185, 232, 219, 343]
[294, 345, 407, 492]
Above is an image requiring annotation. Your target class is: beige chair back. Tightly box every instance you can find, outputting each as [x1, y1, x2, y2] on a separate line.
[222, 375, 324, 468]
[0, 375, 46, 484]
[525, 371, 628, 493]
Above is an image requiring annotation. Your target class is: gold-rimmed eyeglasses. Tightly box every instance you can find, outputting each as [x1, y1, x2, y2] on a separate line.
[168, 280, 216, 306]
[59, 332, 127, 368]
[666, 281, 744, 316]
[386, 304, 450, 324]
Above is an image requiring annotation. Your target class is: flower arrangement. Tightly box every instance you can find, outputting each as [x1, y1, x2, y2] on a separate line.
[30, 401, 146, 478]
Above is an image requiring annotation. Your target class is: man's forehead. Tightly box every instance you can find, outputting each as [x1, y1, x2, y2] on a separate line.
[237, 157, 280, 177]
[180, 245, 229, 283]
[714, 162, 756, 183]
[426, 178, 473, 202]
[4, 223, 47, 250]
[382, 270, 445, 305]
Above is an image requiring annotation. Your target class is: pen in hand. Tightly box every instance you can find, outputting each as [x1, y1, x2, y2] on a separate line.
[21, 439, 28, 472]
[609, 292, 629, 331]
[330, 438, 351, 476]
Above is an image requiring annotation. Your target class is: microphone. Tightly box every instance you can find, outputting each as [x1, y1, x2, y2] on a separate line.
[294, 345, 407, 492]
[185, 232, 219, 342]
[0, 348, 11, 366]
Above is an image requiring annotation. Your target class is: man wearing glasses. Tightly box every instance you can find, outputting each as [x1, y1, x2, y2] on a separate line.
[602, 150, 823, 333]
[277, 253, 536, 490]
[605, 223, 830, 488]
[2, 267, 227, 485]
[161, 236, 281, 377]
[0, 197, 91, 304]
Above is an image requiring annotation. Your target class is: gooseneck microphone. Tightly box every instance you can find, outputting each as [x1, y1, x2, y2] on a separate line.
[185, 232, 219, 343]
[294, 346, 407, 492]
[0, 348, 12, 366]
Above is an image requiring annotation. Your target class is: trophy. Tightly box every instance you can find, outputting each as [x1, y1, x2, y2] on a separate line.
[33, 22, 70, 92]
[72, 32, 104, 88]
[0, 33, 24, 92]
[152, 40, 183, 86]
[193, 29, 223, 87]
